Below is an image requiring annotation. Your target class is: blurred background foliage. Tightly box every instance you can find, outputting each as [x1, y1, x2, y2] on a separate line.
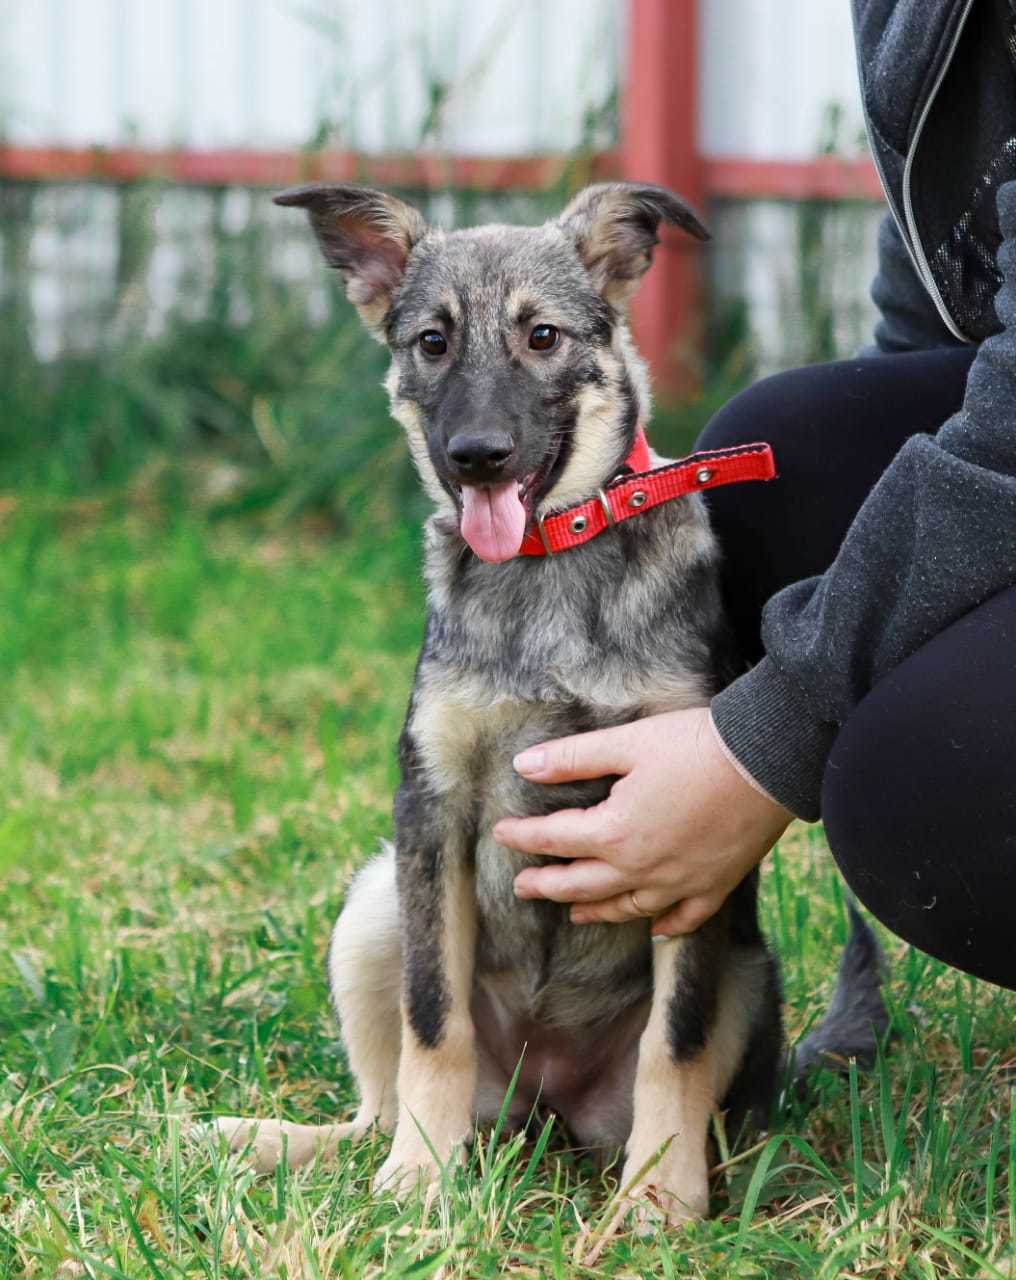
[0, 167, 873, 529]
[1, 177, 402, 525]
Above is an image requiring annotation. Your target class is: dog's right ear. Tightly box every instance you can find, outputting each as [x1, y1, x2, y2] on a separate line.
[274, 184, 427, 335]
[558, 181, 709, 310]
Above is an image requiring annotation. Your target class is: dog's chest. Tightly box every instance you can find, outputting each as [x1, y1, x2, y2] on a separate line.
[418, 509, 722, 725]
[411, 513, 722, 793]
[405, 509, 723, 1024]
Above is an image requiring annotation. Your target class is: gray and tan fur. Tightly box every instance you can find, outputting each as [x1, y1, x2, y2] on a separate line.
[205, 181, 884, 1224]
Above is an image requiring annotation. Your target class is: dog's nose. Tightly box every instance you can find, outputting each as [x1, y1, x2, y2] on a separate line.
[447, 432, 515, 476]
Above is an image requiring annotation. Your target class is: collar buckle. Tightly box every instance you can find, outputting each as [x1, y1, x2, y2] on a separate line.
[536, 511, 553, 555]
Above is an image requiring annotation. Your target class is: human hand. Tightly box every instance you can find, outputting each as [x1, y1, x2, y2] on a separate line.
[492, 706, 792, 937]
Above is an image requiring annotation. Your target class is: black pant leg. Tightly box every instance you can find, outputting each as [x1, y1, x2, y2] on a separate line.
[695, 348, 977, 661]
[821, 584, 1016, 991]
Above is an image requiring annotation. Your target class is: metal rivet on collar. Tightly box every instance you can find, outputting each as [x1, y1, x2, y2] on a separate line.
[570, 513, 588, 533]
[695, 467, 714, 484]
[628, 490, 647, 508]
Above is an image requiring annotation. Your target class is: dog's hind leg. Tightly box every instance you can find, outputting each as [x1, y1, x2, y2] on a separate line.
[620, 920, 755, 1227]
[198, 847, 402, 1173]
[327, 845, 402, 1133]
[373, 836, 478, 1198]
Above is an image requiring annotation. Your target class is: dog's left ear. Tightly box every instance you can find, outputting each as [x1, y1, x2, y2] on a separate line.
[274, 183, 427, 335]
[557, 181, 709, 309]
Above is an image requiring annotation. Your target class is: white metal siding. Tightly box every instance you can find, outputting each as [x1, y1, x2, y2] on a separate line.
[2, 0, 869, 159]
[701, 0, 868, 159]
[1, 0, 620, 153]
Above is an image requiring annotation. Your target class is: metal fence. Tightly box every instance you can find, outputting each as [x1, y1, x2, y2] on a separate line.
[0, 0, 885, 374]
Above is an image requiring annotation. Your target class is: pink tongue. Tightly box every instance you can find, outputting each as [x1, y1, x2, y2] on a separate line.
[460, 482, 527, 562]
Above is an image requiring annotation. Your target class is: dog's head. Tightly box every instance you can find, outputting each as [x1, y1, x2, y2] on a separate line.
[275, 181, 708, 561]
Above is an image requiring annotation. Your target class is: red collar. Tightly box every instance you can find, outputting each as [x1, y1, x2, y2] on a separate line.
[518, 426, 776, 556]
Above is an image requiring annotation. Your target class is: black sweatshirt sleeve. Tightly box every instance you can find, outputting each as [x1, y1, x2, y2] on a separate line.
[711, 183, 1016, 821]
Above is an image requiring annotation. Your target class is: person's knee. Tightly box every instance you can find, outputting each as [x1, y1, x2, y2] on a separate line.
[823, 670, 1016, 987]
[820, 676, 961, 961]
[696, 365, 823, 453]
[821, 709, 890, 904]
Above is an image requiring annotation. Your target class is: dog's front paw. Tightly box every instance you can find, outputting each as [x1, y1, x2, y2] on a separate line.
[620, 1145, 709, 1229]
[373, 1150, 440, 1200]
[373, 1131, 465, 1200]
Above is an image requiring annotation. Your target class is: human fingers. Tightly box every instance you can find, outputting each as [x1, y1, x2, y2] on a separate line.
[569, 886, 678, 926]
[493, 806, 614, 858]
[650, 895, 723, 938]
[512, 858, 630, 903]
[511, 722, 634, 784]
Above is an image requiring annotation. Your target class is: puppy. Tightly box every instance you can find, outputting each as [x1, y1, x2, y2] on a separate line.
[206, 182, 884, 1225]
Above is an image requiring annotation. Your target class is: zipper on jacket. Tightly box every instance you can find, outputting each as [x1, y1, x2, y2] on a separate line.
[900, 0, 976, 341]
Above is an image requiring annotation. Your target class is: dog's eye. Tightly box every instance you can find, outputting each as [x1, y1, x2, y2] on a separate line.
[419, 331, 448, 357]
[529, 324, 560, 352]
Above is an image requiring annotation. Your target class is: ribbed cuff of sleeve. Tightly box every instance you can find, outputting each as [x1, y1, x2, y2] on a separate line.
[709, 657, 838, 822]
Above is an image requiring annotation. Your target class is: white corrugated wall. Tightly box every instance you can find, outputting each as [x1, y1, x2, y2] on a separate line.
[0, 0, 621, 152]
[2, 0, 870, 158]
[700, 0, 880, 369]
[701, 0, 867, 159]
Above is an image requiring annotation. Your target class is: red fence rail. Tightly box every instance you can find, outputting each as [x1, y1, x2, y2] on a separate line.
[0, 144, 879, 199]
[0, 145, 618, 190]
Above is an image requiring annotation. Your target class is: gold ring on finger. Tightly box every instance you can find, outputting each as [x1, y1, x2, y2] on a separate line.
[628, 889, 654, 918]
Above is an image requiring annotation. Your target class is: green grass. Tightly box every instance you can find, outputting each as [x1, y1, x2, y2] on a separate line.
[1, 500, 1014, 1279]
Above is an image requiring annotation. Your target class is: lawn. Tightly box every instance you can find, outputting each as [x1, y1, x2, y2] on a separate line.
[1, 499, 1014, 1279]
